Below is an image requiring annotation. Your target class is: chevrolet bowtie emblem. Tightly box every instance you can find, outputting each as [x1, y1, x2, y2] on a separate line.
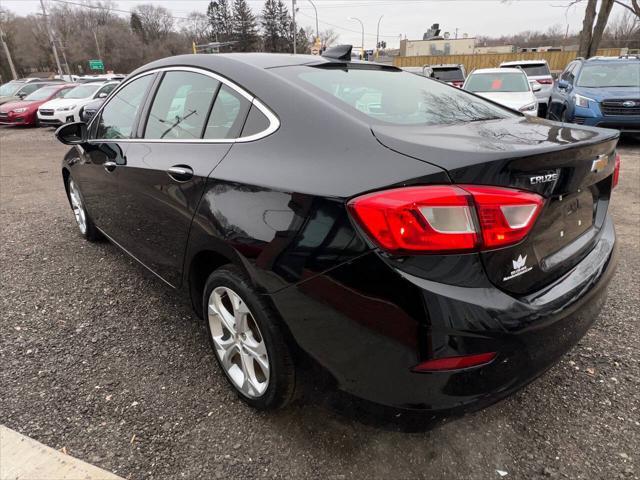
[591, 154, 608, 173]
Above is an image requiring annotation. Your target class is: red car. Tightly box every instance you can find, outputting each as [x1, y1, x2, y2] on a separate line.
[0, 83, 74, 126]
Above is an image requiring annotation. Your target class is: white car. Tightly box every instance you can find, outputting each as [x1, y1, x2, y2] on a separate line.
[500, 60, 553, 115]
[463, 68, 540, 115]
[37, 81, 119, 127]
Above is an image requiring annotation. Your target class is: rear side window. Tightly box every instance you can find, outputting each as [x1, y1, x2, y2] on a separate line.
[241, 105, 270, 137]
[203, 85, 251, 139]
[96, 75, 153, 139]
[503, 64, 550, 76]
[291, 67, 512, 126]
[145, 71, 220, 140]
[465, 72, 530, 92]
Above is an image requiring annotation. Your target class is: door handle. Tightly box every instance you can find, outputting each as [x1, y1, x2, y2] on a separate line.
[104, 161, 117, 172]
[167, 165, 194, 181]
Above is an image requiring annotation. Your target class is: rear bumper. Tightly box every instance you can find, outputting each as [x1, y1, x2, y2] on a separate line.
[270, 214, 616, 412]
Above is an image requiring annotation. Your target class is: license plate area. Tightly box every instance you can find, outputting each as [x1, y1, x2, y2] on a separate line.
[535, 189, 595, 261]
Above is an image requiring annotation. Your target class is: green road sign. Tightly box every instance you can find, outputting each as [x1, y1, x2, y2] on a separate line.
[89, 59, 104, 70]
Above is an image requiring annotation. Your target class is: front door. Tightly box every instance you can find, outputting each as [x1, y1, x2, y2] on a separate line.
[81, 73, 156, 241]
[111, 69, 252, 287]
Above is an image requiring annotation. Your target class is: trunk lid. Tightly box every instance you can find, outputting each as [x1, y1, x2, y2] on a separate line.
[373, 117, 619, 295]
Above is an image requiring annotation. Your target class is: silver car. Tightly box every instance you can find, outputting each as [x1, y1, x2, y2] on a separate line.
[500, 60, 554, 115]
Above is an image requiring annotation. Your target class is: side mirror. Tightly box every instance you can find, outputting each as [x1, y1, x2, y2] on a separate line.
[55, 121, 87, 145]
[531, 83, 542, 92]
[558, 79, 570, 90]
[17, 92, 27, 99]
[97, 92, 108, 98]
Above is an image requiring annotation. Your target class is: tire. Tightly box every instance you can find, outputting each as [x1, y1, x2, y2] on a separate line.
[203, 265, 296, 410]
[560, 108, 569, 123]
[66, 176, 102, 242]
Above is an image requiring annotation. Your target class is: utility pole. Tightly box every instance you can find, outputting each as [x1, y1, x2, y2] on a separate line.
[455, 27, 459, 39]
[0, 25, 18, 80]
[349, 17, 364, 59]
[292, 0, 297, 54]
[93, 30, 104, 72]
[308, 0, 319, 43]
[56, 36, 72, 78]
[39, 0, 64, 78]
[376, 15, 383, 52]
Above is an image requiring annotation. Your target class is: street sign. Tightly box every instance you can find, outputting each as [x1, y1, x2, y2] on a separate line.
[88, 59, 104, 70]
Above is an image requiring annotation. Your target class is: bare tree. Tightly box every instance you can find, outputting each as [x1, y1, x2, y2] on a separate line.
[131, 4, 174, 43]
[181, 12, 210, 44]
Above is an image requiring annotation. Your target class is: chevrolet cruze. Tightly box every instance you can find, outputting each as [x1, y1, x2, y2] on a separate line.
[55, 47, 620, 412]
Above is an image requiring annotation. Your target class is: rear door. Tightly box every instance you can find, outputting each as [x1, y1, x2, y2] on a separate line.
[113, 68, 252, 287]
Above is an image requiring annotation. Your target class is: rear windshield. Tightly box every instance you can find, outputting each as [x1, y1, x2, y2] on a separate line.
[502, 63, 550, 76]
[465, 72, 530, 92]
[431, 67, 464, 81]
[288, 66, 513, 126]
[577, 63, 640, 87]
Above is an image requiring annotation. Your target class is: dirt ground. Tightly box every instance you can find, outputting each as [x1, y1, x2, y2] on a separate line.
[0, 127, 638, 479]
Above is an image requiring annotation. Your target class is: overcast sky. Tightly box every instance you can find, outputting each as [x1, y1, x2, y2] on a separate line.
[2, 0, 633, 49]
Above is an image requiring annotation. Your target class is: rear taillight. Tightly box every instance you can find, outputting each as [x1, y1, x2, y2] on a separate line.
[613, 153, 621, 189]
[348, 185, 544, 254]
[536, 78, 553, 85]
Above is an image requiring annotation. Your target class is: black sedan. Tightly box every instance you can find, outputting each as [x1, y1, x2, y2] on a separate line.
[55, 47, 620, 413]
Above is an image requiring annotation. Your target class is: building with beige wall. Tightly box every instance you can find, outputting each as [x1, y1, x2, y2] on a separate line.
[400, 37, 476, 57]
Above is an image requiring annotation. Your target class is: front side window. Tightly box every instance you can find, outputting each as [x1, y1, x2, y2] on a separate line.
[95, 83, 117, 98]
[96, 75, 153, 139]
[145, 71, 220, 140]
[288, 67, 512, 126]
[465, 72, 530, 93]
[18, 83, 43, 96]
[576, 63, 640, 88]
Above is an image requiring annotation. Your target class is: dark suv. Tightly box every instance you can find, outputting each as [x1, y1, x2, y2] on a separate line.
[548, 56, 640, 133]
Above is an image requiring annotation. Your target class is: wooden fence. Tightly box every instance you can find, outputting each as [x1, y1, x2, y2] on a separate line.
[393, 49, 625, 72]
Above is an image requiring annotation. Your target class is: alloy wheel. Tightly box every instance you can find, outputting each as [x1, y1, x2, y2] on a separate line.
[207, 286, 270, 398]
[68, 179, 87, 235]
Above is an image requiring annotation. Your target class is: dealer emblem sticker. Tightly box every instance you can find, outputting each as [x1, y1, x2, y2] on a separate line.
[503, 254, 533, 281]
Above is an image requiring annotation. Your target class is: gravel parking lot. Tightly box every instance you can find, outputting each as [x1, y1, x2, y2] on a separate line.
[0, 127, 638, 480]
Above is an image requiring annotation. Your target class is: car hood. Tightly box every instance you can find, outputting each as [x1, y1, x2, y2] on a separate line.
[371, 116, 618, 172]
[473, 91, 536, 110]
[0, 96, 20, 106]
[0, 100, 37, 113]
[575, 85, 640, 101]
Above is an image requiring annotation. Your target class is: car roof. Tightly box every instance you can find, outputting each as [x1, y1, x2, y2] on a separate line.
[500, 60, 548, 65]
[470, 67, 523, 74]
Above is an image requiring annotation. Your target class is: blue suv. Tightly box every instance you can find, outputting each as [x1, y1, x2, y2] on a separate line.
[548, 56, 639, 133]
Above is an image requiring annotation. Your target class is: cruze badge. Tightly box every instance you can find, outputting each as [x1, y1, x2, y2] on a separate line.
[503, 254, 533, 282]
[530, 173, 559, 185]
[591, 154, 608, 173]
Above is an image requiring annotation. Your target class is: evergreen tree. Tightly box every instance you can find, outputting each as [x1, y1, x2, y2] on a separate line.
[275, 0, 291, 52]
[261, 0, 279, 52]
[130, 12, 146, 43]
[296, 27, 309, 54]
[207, 0, 232, 42]
[232, 0, 259, 51]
